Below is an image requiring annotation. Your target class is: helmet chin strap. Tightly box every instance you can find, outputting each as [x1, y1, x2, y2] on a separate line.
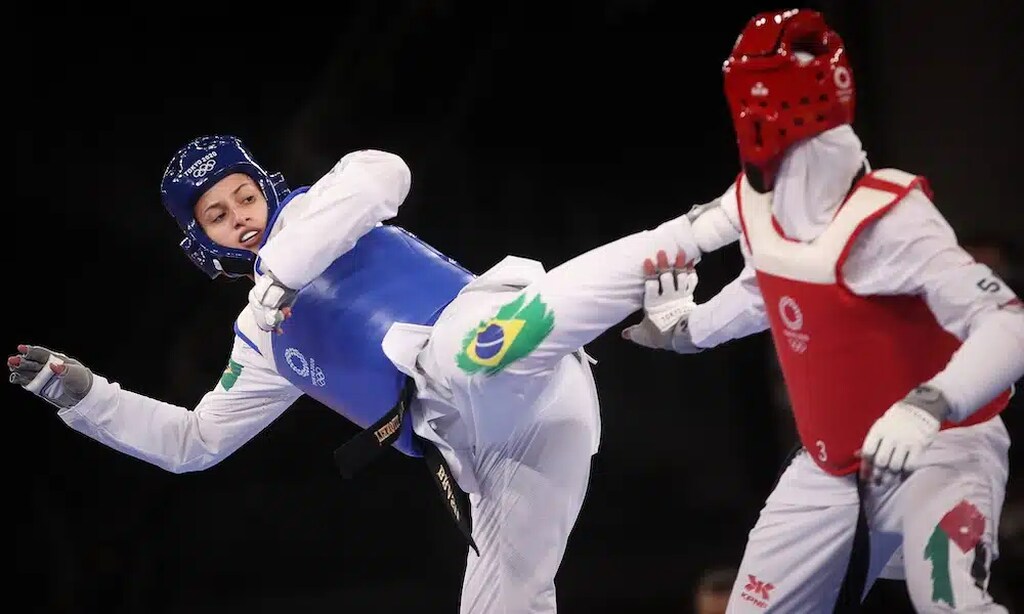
[744, 162, 777, 194]
[181, 232, 256, 280]
[215, 253, 258, 279]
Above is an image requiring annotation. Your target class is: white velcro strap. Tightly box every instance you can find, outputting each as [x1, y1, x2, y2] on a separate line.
[24, 354, 65, 394]
[648, 300, 696, 333]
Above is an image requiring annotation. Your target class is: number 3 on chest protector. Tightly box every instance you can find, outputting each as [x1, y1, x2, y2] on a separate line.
[815, 440, 827, 462]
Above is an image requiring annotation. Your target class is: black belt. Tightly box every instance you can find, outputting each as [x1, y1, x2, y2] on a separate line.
[773, 446, 870, 613]
[332, 378, 479, 555]
[834, 476, 871, 613]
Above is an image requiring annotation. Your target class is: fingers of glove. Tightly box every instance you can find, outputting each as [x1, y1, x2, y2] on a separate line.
[10, 356, 46, 377]
[870, 439, 899, 484]
[673, 249, 692, 270]
[20, 345, 53, 364]
[273, 307, 294, 335]
[890, 447, 911, 474]
[642, 257, 657, 278]
[655, 249, 671, 272]
[9, 371, 35, 386]
[272, 312, 287, 335]
[642, 277, 663, 305]
[858, 433, 881, 482]
[643, 250, 671, 277]
[643, 249, 695, 297]
[676, 265, 699, 294]
[8, 345, 48, 375]
[658, 270, 677, 294]
[644, 249, 691, 273]
[642, 256, 665, 300]
[665, 250, 697, 292]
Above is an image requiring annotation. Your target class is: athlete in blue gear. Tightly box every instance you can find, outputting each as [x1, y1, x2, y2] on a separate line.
[9, 134, 703, 613]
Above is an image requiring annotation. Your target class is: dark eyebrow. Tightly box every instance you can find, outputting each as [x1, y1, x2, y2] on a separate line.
[201, 201, 224, 215]
[201, 180, 251, 214]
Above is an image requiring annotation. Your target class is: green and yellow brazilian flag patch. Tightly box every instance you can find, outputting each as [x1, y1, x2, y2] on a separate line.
[456, 293, 555, 375]
[220, 359, 243, 391]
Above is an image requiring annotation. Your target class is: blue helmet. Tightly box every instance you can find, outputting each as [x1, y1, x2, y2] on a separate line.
[160, 135, 290, 279]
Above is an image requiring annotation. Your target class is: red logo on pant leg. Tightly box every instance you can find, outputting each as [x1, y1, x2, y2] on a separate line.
[938, 500, 986, 553]
[741, 575, 775, 608]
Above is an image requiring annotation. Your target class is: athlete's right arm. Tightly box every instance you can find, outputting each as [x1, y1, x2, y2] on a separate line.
[686, 256, 770, 349]
[8, 338, 303, 473]
[688, 178, 744, 254]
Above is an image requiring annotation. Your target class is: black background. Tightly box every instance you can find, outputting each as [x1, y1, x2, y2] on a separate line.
[11, 1, 1022, 612]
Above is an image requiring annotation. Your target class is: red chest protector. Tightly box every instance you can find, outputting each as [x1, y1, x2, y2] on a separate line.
[736, 169, 1009, 476]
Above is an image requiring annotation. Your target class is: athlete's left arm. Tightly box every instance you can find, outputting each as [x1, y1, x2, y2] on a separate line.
[257, 150, 412, 290]
[848, 190, 1024, 423]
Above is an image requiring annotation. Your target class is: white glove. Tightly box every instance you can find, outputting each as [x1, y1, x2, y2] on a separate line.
[248, 269, 297, 332]
[622, 249, 703, 353]
[8, 344, 94, 409]
[859, 385, 949, 483]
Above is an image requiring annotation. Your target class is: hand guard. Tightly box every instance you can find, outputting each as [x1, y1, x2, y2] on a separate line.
[622, 249, 703, 353]
[248, 269, 297, 332]
[8, 345, 94, 409]
[859, 385, 949, 483]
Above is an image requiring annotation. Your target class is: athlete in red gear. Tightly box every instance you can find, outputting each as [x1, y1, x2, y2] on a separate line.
[624, 9, 1023, 612]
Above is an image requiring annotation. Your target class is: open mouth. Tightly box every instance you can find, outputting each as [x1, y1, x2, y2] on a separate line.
[240, 229, 261, 246]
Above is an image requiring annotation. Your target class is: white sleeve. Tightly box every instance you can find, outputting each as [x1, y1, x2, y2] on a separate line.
[691, 181, 743, 254]
[256, 149, 412, 289]
[56, 337, 303, 473]
[843, 191, 1024, 422]
[687, 239, 770, 349]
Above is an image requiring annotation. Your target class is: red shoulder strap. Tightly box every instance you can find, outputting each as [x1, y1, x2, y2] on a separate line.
[834, 170, 932, 291]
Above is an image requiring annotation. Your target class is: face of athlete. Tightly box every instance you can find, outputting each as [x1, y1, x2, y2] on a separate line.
[193, 173, 268, 254]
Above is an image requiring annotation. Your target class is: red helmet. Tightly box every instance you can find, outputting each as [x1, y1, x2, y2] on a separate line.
[723, 9, 855, 188]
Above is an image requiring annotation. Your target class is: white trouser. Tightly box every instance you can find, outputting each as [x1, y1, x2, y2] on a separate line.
[457, 353, 597, 614]
[417, 215, 697, 613]
[727, 417, 1010, 614]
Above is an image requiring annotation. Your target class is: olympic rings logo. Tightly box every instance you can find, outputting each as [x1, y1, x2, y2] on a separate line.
[778, 296, 804, 331]
[833, 66, 852, 91]
[188, 159, 218, 178]
[284, 348, 327, 387]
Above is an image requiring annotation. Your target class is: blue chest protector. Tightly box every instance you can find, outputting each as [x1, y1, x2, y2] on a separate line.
[269, 224, 473, 457]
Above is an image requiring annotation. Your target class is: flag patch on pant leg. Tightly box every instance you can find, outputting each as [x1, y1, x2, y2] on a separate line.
[923, 499, 986, 607]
